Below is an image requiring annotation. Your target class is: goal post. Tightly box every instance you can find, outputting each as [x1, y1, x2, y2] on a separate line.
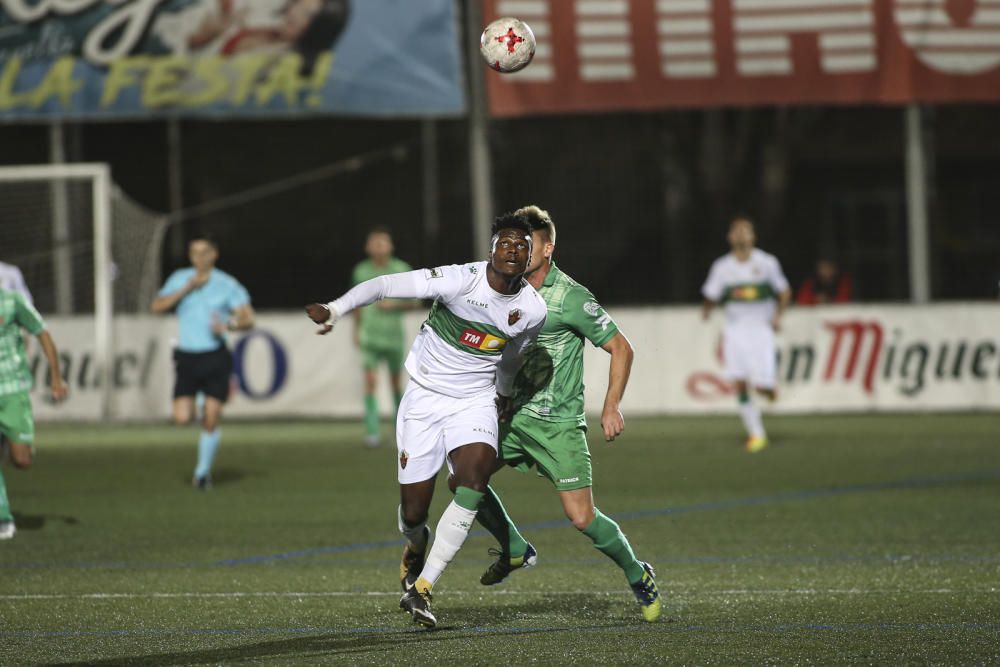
[0, 163, 167, 420]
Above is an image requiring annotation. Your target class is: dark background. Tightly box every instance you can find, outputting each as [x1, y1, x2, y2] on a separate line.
[2, 104, 998, 310]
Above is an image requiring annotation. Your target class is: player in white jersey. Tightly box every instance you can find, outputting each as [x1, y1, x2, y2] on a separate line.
[701, 217, 790, 453]
[0, 262, 32, 305]
[305, 213, 547, 628]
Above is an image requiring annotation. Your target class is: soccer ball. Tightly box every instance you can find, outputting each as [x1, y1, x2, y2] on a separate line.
[480, 17, 536, 73]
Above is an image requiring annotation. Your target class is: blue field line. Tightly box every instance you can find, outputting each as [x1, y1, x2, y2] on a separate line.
[214, 468, 1000, 567]
[3, 468, 998, 572]
[2, 622, 999, 641]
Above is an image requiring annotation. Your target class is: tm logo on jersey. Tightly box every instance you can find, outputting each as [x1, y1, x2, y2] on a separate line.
[460, 328, 507, 351]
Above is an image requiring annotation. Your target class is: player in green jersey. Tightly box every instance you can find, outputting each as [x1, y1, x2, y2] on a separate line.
[0, 287, 67, 539]
[351, 228, 416, 447]
[446, 205, 662, 622]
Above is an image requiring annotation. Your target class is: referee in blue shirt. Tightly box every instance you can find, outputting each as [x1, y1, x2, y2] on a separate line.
[152, 236, 255, 490]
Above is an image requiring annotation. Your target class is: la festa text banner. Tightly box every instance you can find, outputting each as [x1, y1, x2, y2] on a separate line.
[0, 0, 464, 119]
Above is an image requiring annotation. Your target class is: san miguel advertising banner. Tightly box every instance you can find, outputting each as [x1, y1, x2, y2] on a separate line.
[27, 305, 1000, 422]
[483, 0, 1000, 115]
[0, 0, 464, 119]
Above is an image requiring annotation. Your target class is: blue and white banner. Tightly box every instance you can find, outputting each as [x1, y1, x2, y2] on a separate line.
[29, 304, 1000, 422]
[0, 0, 464, 119]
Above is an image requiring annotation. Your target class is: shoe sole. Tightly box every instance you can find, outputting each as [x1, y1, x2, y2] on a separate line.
[411, 610, 436, 628]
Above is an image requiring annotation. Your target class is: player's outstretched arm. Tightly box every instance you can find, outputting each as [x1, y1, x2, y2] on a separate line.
[701, 299, 717, 321]
[600, 332, 634, 442]
[37, 330, 67, 402]
[307, 267, 460, 335]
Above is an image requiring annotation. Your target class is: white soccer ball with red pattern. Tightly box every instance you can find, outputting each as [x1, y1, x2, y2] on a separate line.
[480, 17, 536, 73]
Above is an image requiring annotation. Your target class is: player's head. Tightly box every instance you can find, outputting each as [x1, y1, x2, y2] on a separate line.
[514, 205, 555, 274]
[188, 235, 218, 272]
[365, 227, 394, 262]
[489, 212, 533, 279]
[816, 258, 839, 282]
[728, 215, 756, 251]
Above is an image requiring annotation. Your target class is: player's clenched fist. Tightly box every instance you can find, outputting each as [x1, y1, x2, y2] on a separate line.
[305, 303, 337, 335]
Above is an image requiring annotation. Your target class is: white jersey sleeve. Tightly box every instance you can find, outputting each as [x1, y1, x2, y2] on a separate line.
[329, 265, 466, 317]
[767, 255, 790, 294]
[702, 259, 726, 301]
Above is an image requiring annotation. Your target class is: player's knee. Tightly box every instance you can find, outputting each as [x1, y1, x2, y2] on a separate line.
[567, 507, 595, 531]
[400, 505, 428, 527]
[173, 414, 191, 426]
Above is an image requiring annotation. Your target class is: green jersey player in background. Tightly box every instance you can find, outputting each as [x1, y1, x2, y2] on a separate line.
[350, 228, 415, 448]
[451, 206, 662, 622]
[0, 287, 67, 539]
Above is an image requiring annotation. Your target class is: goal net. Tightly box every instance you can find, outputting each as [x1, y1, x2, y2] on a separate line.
[0, 164, 168, 418]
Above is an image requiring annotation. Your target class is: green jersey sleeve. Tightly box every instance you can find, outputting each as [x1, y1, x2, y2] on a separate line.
[351, 262, 365, 287]
[14, 293, 45, 335]
[563, 286, 618, 348]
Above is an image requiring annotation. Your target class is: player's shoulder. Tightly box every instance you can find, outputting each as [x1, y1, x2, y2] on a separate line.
[518, 281, 548, 322]
[709, 253, 733, 270]
[556, 268, 598, 302]
[423, 262, 474, 281]
[166, 267, 195, 283]
[391, 258, 413, 272]
[213, 269, 247, 290]
[752, 248, 783, 268]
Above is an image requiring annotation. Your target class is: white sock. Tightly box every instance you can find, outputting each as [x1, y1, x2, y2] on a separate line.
[398, 505, 429, 553]
[738, 400, 766, 439]
[418, 500, 477, 587]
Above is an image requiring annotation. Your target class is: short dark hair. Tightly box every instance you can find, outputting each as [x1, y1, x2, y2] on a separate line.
[491, 212, 533, 238]
[189, 234, 217, 249]
[367, 226, 392, 239]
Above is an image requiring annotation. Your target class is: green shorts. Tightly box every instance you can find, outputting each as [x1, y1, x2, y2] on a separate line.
[499, 412, 592, 491]
[360, 343, 405, 373]
[0, 392, 34, 446]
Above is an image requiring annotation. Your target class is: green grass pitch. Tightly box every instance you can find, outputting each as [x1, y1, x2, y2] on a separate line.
[1, 414, 999, 665]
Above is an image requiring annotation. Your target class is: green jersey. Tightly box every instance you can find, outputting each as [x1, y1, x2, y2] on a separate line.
[511, 263, 619, 427]
[0, 288, 45, 397]
[351, 257, 413, 349]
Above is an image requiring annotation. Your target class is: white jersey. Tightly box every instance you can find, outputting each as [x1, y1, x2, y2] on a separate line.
[0, 262, 32, 305]
[702, 249, 789, 329]
[331, 261, 547, 399]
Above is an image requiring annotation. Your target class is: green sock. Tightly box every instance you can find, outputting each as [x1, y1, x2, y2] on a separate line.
[363, 394, 379, 439]
[0, 467, 13, 522]
[475, 485, 529, 557]
[454, 486, 485, 512]
[583, 508, 645, 584]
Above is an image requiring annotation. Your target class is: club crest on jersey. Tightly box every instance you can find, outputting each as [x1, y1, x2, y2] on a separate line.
[400, 450, 409, 469]
[460, 328, 507, 352]
[508, 309, 522, 325]
[427, 268, 442, 279]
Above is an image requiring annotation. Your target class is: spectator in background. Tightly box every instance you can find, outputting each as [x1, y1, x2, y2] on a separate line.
[0, 261, 33, 305]
[796, 259, 851, 306]
[350, 228, 416, 448]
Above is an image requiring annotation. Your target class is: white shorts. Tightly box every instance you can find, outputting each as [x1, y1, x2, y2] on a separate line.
[723, 324, 777, 389]
[395, 381, 499, 484]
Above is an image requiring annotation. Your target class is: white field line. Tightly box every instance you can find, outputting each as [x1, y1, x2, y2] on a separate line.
[1, 588, 997, 600]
